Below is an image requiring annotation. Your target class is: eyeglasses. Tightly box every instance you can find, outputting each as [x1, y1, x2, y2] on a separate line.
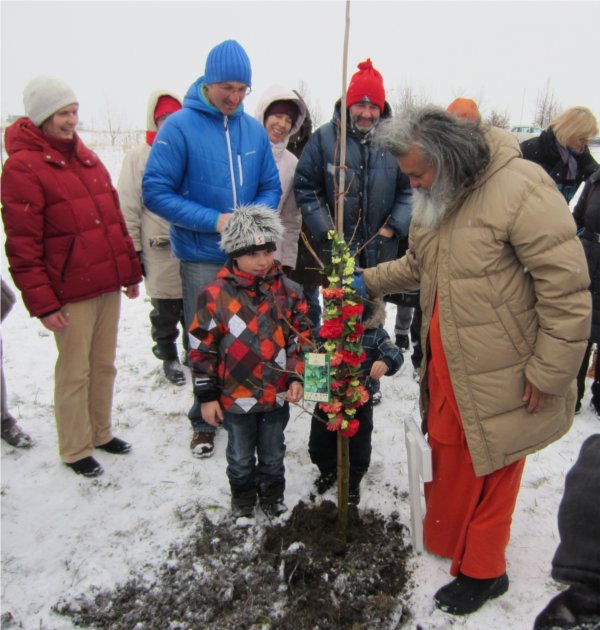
[214, 83, 252, 97]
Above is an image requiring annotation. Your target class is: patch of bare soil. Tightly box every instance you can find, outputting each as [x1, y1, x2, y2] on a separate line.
[54, 500, 412, 629]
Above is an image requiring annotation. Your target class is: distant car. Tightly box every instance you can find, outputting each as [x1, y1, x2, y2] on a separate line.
[511, 125, 543, 143]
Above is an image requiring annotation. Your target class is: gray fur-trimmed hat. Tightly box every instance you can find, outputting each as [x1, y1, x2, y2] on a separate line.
[23, 76, 78, 127]
[220, 204, 284, 258]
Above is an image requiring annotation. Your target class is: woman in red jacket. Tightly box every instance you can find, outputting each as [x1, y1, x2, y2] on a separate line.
[1, 76, 142, 477]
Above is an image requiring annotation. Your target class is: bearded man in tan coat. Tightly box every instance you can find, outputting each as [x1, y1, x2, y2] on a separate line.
[362, 107, 591, 616]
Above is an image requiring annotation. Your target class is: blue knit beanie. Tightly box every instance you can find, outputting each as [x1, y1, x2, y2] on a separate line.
[204, 40, 252, 86]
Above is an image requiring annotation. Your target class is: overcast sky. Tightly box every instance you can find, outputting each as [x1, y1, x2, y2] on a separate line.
[1, 0, 598, 130]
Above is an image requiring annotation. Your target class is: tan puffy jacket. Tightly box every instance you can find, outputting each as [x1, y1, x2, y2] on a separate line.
[363, 127, 591, 476]
[118, 90, 182, 299]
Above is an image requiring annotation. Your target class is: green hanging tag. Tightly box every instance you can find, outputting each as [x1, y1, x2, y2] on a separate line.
[303, 352, 331, 402]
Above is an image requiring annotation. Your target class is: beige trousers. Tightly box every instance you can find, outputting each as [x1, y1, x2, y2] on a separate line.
[54, 291, 121, 463]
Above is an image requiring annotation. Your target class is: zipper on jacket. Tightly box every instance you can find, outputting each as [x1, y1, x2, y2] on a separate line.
[224, 117, 238, 208]
[237, 153, 244, 187]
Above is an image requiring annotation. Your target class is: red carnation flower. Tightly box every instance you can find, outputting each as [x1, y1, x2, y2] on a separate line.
[320, 319, 344, 339]
[341, 304, 364, 320]
[322, 288, 345, 300]
[340, 349, 366, 368]
[341, 420, 360, 438]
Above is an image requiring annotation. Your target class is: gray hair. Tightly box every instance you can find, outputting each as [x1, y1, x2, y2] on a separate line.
[374, 105, 491, 192]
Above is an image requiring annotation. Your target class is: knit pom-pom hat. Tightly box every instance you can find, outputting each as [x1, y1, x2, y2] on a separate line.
[346, 58, 385, 111]
[447, 98, 480, 122]
[220, 205, 284, 258]
[23, 76, 78, 127]
[204, 39, 252, 86]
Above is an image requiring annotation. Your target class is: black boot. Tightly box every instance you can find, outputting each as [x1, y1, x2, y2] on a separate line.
[314, 470, 336, 494]
[258, 481, 287, 517]
[534, 584, 600, 629]
[163, 359, 186, 386]
[230, 483, 257, 518]
[434, 572, 509, 615]
[395, 333, 410, 351]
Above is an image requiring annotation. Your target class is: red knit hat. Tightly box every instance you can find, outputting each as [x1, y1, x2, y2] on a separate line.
[447, 98, 480, 122]
[346, 59, 385, 111]
[154, 95, 181, 123]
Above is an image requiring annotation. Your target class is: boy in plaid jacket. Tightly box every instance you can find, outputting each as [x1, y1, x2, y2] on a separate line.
[189, 205, 312, 519]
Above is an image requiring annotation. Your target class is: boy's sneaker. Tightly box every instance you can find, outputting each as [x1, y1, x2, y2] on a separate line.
[97, 437, 131, 454]
[1, 423, 32, 448]
[191, 431, 215, 458]
[434, 572, 509, 615]
[371, 390, 382, 405]
[371, 379, 382, 405]
[66, 456, 104, 477]
[315, 471, 336, 494]
[163, 359, 186, 386]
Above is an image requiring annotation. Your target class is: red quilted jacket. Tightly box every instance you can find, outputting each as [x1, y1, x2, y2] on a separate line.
[1, 118, 142, 317]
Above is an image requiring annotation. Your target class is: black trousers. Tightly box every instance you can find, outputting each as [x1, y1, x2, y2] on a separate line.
[551, 434, 600, 588]
[149, 298, 187, 361]
[308, 402, 374, 488]
[575, 341, 600, 412]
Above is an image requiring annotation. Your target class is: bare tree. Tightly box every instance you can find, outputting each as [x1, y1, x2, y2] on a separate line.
[485, 109, 511, 129]
[391, 84, 430, 115]
[296, 80, 322, 128]
[533, 79, 561, 129]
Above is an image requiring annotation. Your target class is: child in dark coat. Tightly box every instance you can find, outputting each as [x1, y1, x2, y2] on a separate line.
[308, 299, 403, 504]
[189, 205, 312, 519]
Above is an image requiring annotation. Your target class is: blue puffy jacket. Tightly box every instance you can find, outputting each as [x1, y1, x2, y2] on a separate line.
[142, 77, 282, 263]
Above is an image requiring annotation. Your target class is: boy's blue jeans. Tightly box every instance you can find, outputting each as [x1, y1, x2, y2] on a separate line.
[222, 404, 289, 490]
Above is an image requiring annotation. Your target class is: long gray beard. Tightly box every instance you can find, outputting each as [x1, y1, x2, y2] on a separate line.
[412, 189, 449, 230]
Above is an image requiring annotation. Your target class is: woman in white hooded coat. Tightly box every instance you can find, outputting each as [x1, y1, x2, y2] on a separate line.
[254, 86, 307, 270]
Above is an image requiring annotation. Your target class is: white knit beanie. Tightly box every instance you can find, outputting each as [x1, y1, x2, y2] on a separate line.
[23, 76, 78, 127]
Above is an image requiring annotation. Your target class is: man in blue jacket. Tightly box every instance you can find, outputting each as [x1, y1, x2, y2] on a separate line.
[143, 39, 282, 458]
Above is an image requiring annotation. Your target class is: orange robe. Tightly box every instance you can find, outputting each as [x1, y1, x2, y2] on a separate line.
[423, 297, 525, 578]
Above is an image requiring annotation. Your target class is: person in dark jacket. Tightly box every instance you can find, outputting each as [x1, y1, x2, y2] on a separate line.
[308, 298, 402, 505]
[142, 40, 282, 459]
[521, 106, 598, 203]
[534, 434, 600, 629]
[294, 58, 412, 275]
[1, 76, 142, 477]
[573, 167, 600, 415]
[294, 59, 412, 402]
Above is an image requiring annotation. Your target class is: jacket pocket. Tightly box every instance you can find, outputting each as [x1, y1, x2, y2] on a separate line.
[60, 237, 76, 281]
[493, 302, 532, 358]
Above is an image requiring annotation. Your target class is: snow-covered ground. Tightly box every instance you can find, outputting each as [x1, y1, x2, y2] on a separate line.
[1, 136, 599, 629]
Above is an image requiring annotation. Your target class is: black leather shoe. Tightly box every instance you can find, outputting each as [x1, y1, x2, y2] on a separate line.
[97, 437, 131, 454]
[434, 572, 509, 615]
[66, 456, 104, 477]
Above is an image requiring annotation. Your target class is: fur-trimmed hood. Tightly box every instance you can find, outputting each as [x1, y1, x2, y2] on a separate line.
[254, 85, 307, 151]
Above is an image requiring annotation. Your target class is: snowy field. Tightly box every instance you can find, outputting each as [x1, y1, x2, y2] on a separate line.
[1, 135, 599, 629]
